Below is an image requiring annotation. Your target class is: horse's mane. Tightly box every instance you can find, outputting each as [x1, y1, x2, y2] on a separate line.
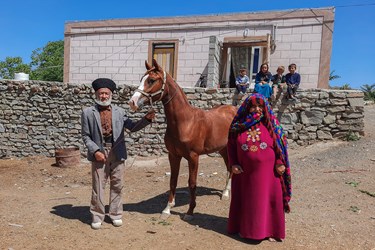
[165, 73, 192, 107]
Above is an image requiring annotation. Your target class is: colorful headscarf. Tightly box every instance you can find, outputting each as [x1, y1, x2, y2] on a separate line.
[229, 93, 292, 212]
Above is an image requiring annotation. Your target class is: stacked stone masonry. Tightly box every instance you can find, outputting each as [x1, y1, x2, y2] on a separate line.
[0, 80, 364, 158]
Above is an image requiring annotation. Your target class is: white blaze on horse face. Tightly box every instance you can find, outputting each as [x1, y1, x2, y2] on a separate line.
[129, 74, 148, 111]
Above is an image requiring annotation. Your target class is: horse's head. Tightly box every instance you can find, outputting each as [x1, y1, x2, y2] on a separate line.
[129, 59, 167, 111]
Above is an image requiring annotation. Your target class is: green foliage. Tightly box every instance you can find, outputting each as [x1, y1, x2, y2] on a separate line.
[30, 40, 64, 81]
[148, 217, 171, 226]
[329, 83, 352, 90]
[345, 130, 360, 141]
[0, 57, 31, 79]
[348, 205, 360, 213]
[345, 180, 360, 187]
[329, 70, 340, 81]
[328, 70, 352, 90]
[345, 179, 374, 200]
[360, 84, 375, 101]
[340, 83, 351, 90]
[0, 40, 64, 82]
[158, 220, 171, 226]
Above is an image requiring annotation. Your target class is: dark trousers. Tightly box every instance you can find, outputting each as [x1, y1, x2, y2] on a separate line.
[237, 85, 248, 94]
[286, 84, 299, 98]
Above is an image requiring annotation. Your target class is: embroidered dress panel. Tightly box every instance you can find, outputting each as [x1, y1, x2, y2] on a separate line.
[241, 125, 268, 153]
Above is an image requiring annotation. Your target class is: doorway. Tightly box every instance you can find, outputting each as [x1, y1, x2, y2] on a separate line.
[220, 35, 270, 88]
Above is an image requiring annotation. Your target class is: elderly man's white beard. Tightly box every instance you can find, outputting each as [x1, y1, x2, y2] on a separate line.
[95, 95, 112, 107]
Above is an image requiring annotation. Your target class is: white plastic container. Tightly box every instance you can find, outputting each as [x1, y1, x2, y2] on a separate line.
[14, 72, 29, 81]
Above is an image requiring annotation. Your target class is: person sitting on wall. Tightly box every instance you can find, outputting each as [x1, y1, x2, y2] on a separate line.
[285, 63, 301, 101]
[235, 68, 250, 95]
[254, 63, 273, 100]
[232, 68, 251, 106]
[271, 66, 286, 102]
[81, 78, 155, 230]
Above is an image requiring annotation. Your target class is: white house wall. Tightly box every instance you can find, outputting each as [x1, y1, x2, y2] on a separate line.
[65, 8, 333, 89]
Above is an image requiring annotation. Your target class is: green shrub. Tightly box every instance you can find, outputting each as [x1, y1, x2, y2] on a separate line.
[360, 84, 375, 101]
[345, 130, 360, 141]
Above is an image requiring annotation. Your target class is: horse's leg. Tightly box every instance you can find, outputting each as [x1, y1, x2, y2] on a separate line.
[184, 153, 199, 220]
[219, 147, 232, 200]
[161, 152, 182, 216]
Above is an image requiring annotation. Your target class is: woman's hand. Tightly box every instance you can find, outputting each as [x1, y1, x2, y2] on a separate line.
[232, 165, 243, 174]
[276, 164, 286, 176]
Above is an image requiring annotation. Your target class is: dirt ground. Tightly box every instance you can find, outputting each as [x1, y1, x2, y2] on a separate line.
[1, 106, 374, 250]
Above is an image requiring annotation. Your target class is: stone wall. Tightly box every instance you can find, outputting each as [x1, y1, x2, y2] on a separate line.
[0, 80, 364, 158]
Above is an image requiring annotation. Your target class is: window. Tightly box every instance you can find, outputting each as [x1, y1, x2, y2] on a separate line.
[148, 40, 178, 79]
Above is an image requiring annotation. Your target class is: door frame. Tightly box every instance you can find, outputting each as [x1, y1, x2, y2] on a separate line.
[220, 34, 270, 87]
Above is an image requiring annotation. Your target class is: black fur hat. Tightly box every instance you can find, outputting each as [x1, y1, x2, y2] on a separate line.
[92, 78, 116, 92]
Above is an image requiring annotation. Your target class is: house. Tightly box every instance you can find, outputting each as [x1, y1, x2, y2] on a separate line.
[64, 7, 334, 89]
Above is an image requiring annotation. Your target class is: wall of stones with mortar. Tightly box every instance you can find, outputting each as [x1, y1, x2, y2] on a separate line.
[0, 80, 364, 158]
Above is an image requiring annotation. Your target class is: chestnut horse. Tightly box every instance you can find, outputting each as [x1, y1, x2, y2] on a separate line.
[129, 59, 237, 219]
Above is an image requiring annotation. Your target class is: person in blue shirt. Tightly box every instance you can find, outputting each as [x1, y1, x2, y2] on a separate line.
[285, 63, 301, 101]
[235, 68, 250, 94]
[254, 63, 273, 99]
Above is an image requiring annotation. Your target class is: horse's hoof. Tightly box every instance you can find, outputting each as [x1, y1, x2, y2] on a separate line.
[182, 214, 194, 221]
[160, 212, 170, 220]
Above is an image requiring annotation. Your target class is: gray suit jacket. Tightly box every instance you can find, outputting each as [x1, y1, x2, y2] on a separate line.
[81, 104, 150, 161]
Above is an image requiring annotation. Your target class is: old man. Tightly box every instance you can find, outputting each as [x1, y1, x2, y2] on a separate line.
[81, 78, 155, 229]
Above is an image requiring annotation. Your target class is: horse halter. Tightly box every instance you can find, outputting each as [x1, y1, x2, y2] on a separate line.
[135, 70, 167, 109]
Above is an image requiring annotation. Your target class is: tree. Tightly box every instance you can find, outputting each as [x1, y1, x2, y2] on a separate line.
[360, 84, 375, 101]
[329, 70, 341, 81]
[30, 40, 64, 82]
[0, 57, 31, 80]
[328, 70, 345, 89]
[328, 71, 352, 90]
[340, 83, 351, 90]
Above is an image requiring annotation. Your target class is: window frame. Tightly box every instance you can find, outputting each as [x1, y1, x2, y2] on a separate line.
[148, 40, 179, 79]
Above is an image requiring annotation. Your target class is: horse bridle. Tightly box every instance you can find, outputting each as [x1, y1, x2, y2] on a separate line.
[135, 70, 175, 109]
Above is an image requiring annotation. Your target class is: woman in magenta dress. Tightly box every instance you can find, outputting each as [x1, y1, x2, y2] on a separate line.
[227, 93, 292, 242]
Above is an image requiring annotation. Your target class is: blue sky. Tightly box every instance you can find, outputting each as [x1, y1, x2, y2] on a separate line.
[1, 0, 374, 89]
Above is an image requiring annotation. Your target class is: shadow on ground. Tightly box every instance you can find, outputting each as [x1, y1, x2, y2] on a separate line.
[50, 186, 222, 224]
[124, 186, 222, 214]
[51, 204, 91, 224]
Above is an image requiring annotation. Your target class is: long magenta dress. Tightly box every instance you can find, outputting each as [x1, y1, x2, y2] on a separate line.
[227, 122, 285, 240]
